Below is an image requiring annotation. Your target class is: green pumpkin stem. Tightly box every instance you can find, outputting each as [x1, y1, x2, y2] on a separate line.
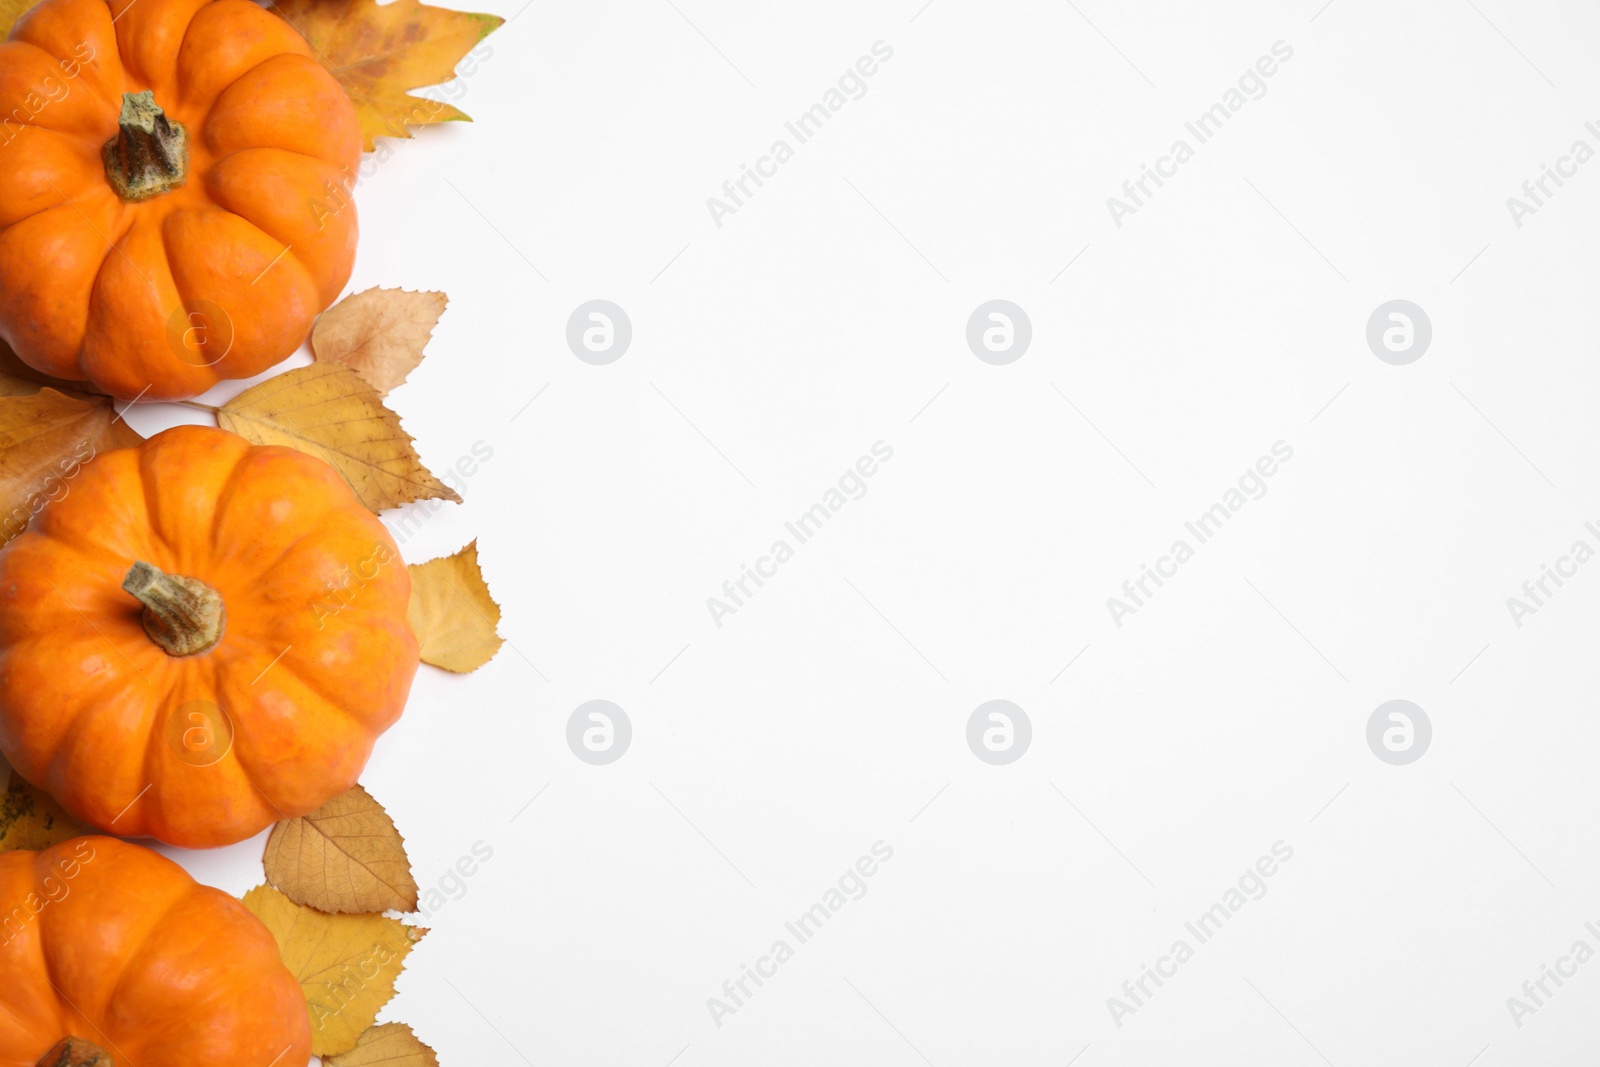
[102, 90, 187, 202]
[123, 561, 225, 657]
[36, 1038, 112, 1067]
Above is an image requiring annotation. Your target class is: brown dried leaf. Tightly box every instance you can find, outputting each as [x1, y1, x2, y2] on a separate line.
[0, 377, 34, 399]
[0, 767, 86, 853]
[0, 343, 98, 398]
[217, 363, 461, 514]
[243, 885, 426, 1056]
[264, 785, 419, 915]
[313, 288, 448, 396]
[408, 540, 503, 673]
[272, 0, 503, 150]
[0, 388, 141, 549]
[326, 1024, 439, 1067]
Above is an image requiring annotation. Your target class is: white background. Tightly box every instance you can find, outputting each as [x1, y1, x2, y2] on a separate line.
[124, 0, 1600, 1063]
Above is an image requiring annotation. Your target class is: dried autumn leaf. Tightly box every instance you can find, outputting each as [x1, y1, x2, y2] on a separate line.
[243, 885, 426, 1056]
[264, 785, 419, 915]
[0, 370, 37, 399]
[218, 363, 461, 514]
[0, 388, 142, 549]
[408, 540, 503, 672]
[0, 0, 34, 40]
[0, 768, 86, 853]
[272, 0, 503, 151]
[0, 343, 97, 399]
[326, 1024, 439, 1067]
[313, 288, 448, 396]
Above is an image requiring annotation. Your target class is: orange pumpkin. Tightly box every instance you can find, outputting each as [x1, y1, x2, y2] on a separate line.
[0, 426, 417, 848]
[0, 836, 310, 1065]
[0, 0, 360, 400]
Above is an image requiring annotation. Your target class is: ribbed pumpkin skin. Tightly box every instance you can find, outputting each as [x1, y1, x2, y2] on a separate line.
[0, 426, 418, 848]
[0, 837, 310, 1065]
[0, 0, 360, 400]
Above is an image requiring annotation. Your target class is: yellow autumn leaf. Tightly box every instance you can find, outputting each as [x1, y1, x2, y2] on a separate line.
[0, 388, 141, 549]
[0, 767, 86, 853]
[272, 0, 503, 151]
[243, 885, 426, 1057]
[313, 288, 448, 396]
[325, 1024, 439, 1067]
[218, 363, 461, 514]
[408, 540, 503, 672]
[0, 0, 35, 40]
[264, 785, 419, 915]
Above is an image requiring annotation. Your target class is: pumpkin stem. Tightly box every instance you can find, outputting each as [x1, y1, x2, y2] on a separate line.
[102, 90, 187, 202]
[36, 1038, 112, 1067]
[123, 561, 225, 657]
